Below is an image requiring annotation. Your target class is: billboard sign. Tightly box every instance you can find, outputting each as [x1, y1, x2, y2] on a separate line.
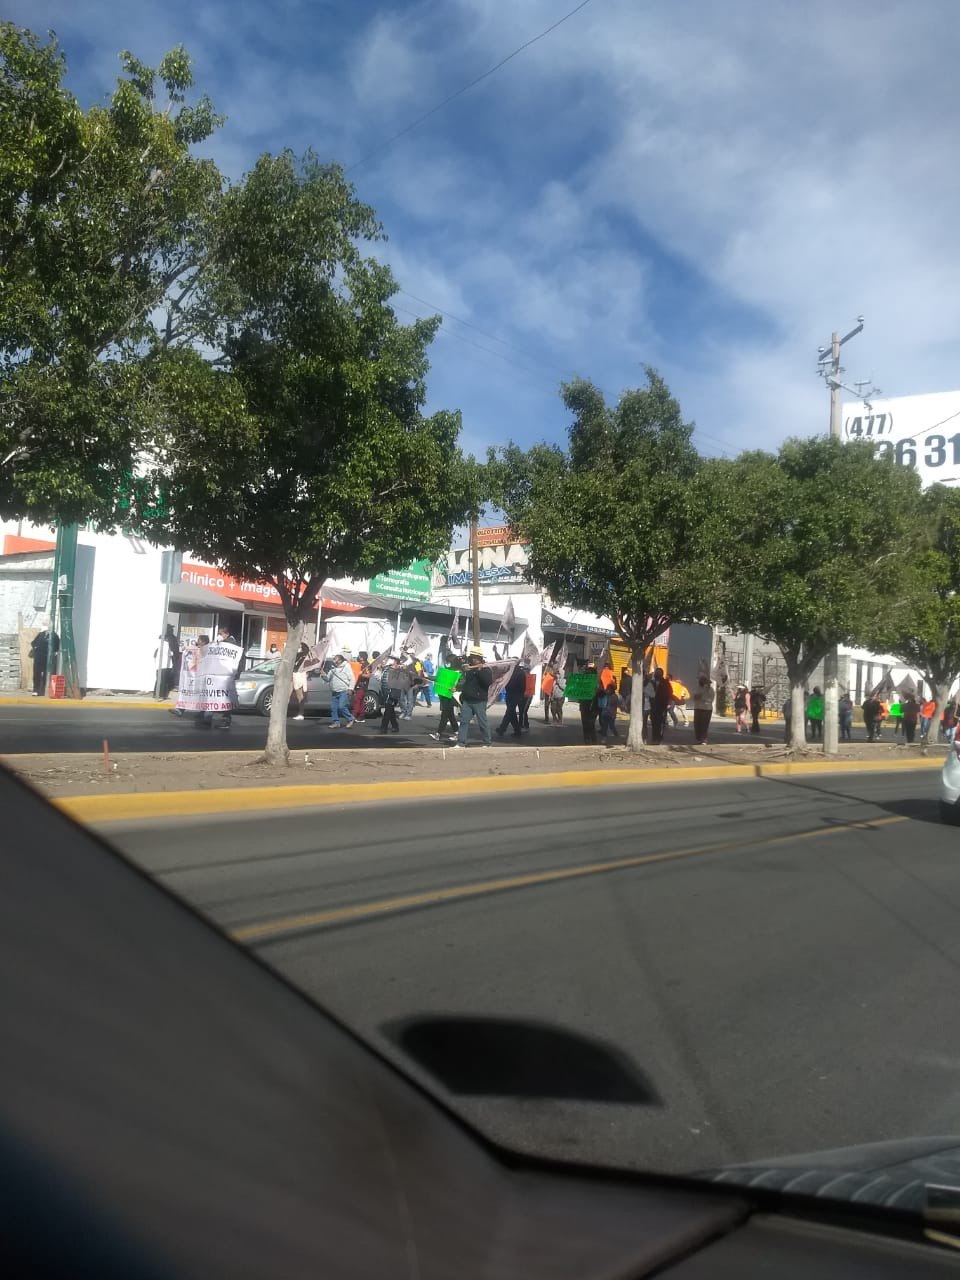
[439, 539, 531, 587]
[841, 390, 960, 488]
[369, 559, 432, 601]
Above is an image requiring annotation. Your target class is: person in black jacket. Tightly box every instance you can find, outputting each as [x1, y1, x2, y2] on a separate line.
[30, 624, 60, 696]
[453, 647, 493, 748]
[495, 660, 527, 738]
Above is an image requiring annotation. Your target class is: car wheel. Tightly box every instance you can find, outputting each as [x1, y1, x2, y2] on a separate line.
[363, 691, 380, 718]
[940, 800, 960, 825]
[256, 687, 274, 717]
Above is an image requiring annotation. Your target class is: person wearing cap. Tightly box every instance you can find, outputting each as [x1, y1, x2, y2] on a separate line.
[454, 646, 493, 748]
[320, 653, 356, 729]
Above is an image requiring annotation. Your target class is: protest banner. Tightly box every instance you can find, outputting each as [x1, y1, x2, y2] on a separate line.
[433, 667, 461, 698]
[175, 644, 203, 712]
[565, 671, 598, 701]
[197, 641, 243, 712]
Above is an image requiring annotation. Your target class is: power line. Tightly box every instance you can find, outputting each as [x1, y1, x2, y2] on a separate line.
[393, 304, 558, 387]
[398, 289, 572, 377]
[346, 0, 598, 173]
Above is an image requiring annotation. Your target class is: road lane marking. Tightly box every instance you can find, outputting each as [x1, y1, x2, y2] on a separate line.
[231, 814, 906, 943]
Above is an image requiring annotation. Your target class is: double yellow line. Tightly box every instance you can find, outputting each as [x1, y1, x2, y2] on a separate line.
[232, 813, 905, 943]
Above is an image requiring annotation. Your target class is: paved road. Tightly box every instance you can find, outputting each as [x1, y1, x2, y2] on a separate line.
[102, 769, 960, 1178]
[0, 701, 880, 753]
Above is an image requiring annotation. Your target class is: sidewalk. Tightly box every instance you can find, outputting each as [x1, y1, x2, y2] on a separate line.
[0, 690, 167, 709]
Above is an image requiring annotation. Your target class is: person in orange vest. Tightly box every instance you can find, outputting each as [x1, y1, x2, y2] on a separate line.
[540, 665, 555, 722]
[520, 665, 537, 731]
[920, 697, 937, 740]
[599, 663, 616, 691]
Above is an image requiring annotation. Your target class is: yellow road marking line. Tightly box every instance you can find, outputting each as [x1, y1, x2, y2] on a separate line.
[231, 814, 906, 943]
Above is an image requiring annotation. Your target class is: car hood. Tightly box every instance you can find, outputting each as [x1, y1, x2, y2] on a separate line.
[708, 1135, 960, 1214]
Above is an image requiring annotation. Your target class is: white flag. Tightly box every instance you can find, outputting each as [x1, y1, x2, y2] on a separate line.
[521, 633, 540, 668]
[301, 635, 333, 672]
[448, 607, 460, 647]
[499, 596, 515, 640]
[401, 616, 430, 657]
[486, 659, 517, 707]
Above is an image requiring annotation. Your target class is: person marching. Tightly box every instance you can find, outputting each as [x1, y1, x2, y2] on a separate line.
[453, 647, 493, 748]
[321, 653, 356, 729]
[291, 642, 310, 720]
[598, 677, 621, 742]
[378, 658, 402, 734]
[691, 673, 715, 745]
[429, 656, 461, 742]
[540, 664, 555, 722]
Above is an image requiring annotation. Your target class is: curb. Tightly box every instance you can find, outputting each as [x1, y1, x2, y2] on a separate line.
[0, 697, 168, 710]
[52, 755, 943, 825]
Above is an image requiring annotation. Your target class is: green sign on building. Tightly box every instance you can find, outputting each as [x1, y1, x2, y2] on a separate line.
[370, 559, 432, 601]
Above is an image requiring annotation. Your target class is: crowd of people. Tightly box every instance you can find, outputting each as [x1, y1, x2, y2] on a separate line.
[157, 626, 958, 748]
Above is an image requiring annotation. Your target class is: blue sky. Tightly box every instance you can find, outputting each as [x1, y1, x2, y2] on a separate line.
[12, 0, 960, 460]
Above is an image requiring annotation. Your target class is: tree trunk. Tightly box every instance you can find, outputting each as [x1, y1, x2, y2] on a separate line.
[922, 677, 948, 751]
[822, 647, 839, 756]
[627, 642, 647, 751]
[789, 671, 807, 751]
[263, 616, 304, 766]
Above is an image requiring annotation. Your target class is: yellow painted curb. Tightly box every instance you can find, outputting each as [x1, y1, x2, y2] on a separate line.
[757, 757, 943, 777]
[0, 698, 167, 710]
[51, 755, 943, 825]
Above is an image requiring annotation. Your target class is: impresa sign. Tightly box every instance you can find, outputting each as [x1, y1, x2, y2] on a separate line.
[440, 540, 531, 587]
[841, 390, 960, 488]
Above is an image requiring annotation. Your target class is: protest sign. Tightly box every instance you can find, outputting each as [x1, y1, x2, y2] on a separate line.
[433, 667, 461, 698]
[565, 671, 598, 701]
[486, 659, 517, 707]
[198, 641, 243, 711]
[175, 644, 203, 712]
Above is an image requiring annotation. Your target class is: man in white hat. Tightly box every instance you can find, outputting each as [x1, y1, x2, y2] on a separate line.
[454, 645, 493, 748]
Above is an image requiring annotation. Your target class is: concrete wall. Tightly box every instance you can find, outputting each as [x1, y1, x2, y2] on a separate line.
[80, 533, 165, 691]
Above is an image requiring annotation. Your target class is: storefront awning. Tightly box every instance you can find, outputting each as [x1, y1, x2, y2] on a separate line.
[541, 607, 615, 638]
[169, 581, 240, 612]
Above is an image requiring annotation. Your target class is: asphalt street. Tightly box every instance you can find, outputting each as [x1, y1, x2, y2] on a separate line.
[0, 701, 878, 753]
[101, 768, 960, 1178]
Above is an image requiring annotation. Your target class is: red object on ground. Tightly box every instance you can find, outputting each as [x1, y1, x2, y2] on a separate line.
[48, 675, 65, 699]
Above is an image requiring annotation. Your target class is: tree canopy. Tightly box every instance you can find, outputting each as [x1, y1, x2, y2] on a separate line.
[493, 370, 722, 747]
[144, 152, 477, 761]
[867, 483, 960, 736]
[708, 435, 922, 746]
[0, 24, 222, 524]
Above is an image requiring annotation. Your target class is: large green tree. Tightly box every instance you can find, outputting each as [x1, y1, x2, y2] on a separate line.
[708, 437, 922, 749]
[145, 153, 477, 763]
[0, 24, 222, 523]
[867, 483, 960, 743]
[493, 371, 723, 750]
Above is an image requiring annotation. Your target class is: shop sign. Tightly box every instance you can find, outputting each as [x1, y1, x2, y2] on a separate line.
[370, 559, 432, 601]
[182, 561, 283, 606]
[440, 540, 531, 587]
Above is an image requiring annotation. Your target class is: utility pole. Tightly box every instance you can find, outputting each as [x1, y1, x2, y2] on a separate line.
[470, 517, 481, 645]
[818, 317, 864, 755]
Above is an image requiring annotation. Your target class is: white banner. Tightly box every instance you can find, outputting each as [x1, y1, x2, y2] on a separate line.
[176, 641, 243, 713]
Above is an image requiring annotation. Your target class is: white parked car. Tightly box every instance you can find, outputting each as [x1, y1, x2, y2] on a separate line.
[940, 740, 960, 823]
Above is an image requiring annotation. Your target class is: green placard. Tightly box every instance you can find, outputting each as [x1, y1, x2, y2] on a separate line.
[565, 672, 598, 701]
[433, 667, 461, 697]
[370, 558, 432, 601]
[807, 695, 824, 719]
[889, 701, 902, 717]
